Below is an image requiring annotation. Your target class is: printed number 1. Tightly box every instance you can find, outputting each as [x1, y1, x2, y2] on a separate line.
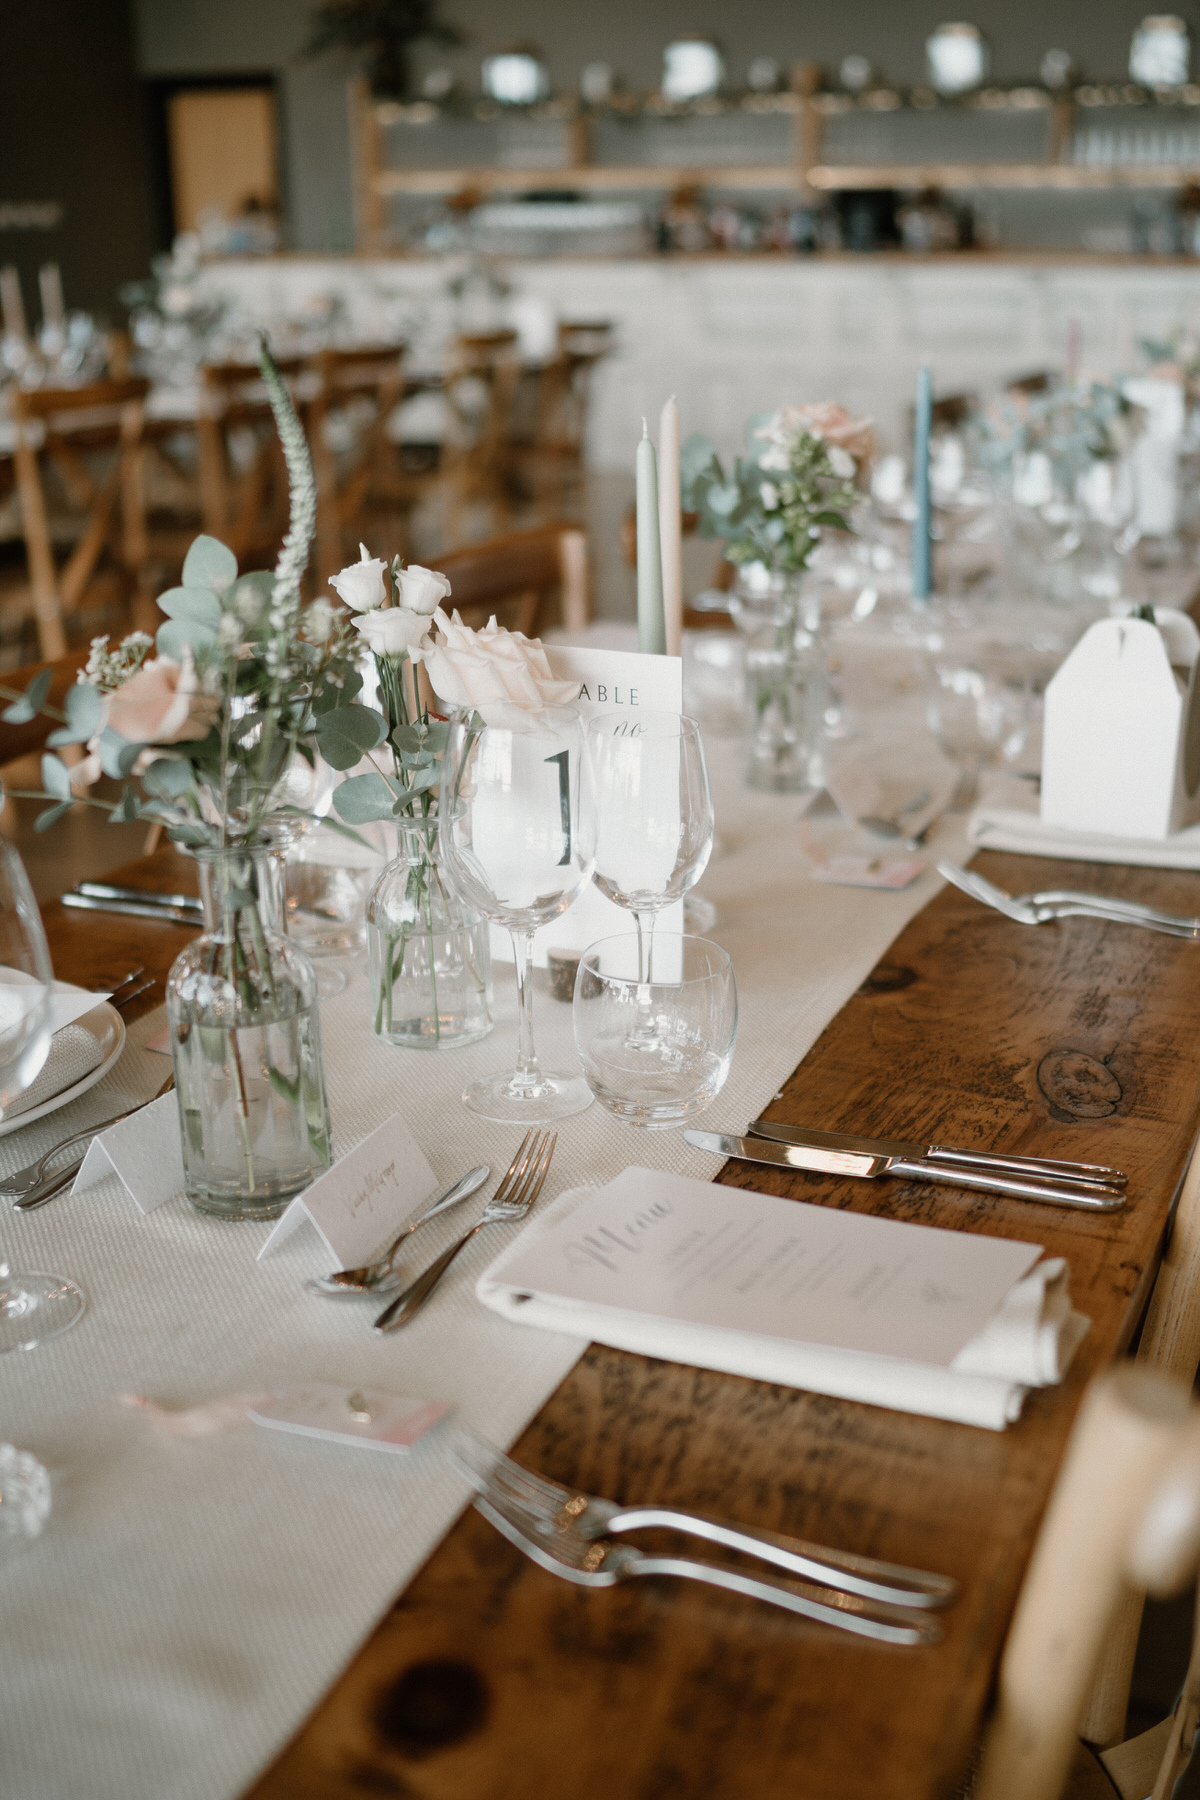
[545, 749, 571, 865]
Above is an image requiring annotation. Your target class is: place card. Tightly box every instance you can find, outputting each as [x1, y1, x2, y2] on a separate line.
[247, 1384, 451, 1455]
[52, 987, 112, 1030]
[72, 1093, 185, 1215]
[483, 1167, 1043, 1368]
[811, 856, 926, 889]
[258, 1111, 436, 1266]
[493, 644, 685, 967]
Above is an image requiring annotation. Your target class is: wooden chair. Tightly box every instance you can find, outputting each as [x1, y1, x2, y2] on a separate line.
[434, 522, 589, 639]
[305, 344, 409, 587]
[440, 330, 522, 541]
[973, 1364, 1200, 1800]
[507, 319, 614, 512]
[11, 378, 152, 660]
[196, 357, 304, 568]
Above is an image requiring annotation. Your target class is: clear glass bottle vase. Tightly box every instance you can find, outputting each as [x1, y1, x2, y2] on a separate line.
[366, 820, 493, 1051]
[735, 572, 828, 794]
[165, 845, 333, 1221]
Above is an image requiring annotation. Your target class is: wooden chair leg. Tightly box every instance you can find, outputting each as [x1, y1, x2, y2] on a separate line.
[558, 528, 589, 634]
[12, 434, 67, 660]
[1081, 1137, 1200, 1748]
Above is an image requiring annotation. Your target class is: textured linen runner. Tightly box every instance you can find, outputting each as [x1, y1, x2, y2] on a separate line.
[0, 760, 971, 1800]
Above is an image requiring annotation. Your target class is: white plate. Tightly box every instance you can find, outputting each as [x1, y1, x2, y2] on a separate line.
[0, 984, 126, 1138]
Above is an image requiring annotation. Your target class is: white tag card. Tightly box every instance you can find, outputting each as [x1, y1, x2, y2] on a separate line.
[258, 1111, 436, 1266]
[493, 645, 685, 966]
[72, 1092, 185, 1215]
[247, 1384, 452, 1455]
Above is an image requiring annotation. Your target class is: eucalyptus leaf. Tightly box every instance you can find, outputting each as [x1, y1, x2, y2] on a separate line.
[40, 753, 72, 802]
[35, 801, 73, 833]
[110, 784, 143, 823]
[97, 728, 145, 781]
[166, 819, 218, 849]
[157, 586, 223, 628]
[315, 705, 388, 770]
[391, 721, 448, 755]
[311, 665, 362, 714]
[157, 617, 218, 661]
[333, 771, 400, 824]
[46, 680, 104, 747]
[181, 534, 238, 596]
[2, 668, 52, 724]
[141, 757, 197, 801]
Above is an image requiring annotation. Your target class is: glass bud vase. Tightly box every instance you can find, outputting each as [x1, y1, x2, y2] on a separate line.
[366, 820, 493, 1051]
[734, 572, 828, 794]
[166, 845, 333, 1221]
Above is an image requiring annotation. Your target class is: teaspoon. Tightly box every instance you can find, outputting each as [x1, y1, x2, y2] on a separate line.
[305, 1164, 490, 1298]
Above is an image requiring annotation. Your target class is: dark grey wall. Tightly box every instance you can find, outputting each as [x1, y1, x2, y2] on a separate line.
[0, 0, 153, 317]
[132, 0, 1198, 252]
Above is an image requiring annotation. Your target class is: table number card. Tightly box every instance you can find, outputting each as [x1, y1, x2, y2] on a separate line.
[494, 644, 684, 966]
[258, 1112, 436, 1266]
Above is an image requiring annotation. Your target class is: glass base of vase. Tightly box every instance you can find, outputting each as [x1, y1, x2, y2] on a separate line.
[185, 1182, 309, 1223]
[0, 1268, 85, 1353]
[462, 1068, 593, 1123]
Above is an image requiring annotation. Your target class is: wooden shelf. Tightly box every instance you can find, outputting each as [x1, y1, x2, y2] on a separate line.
[808, 162, 1200, 190]
[370, 164, 806, 197]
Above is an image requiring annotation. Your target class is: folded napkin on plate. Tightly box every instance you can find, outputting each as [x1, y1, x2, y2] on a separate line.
[5, 1024, 104, 1119]
[477, 1185, 1089, 1432]
[967, 777, 1200, 870]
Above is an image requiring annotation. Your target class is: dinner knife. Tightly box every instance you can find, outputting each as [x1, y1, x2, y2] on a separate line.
[62, 893, 201, 926]
[682, 1130, 1127, 1212]
[745, 1121, 1127, 1193]
[76, 881, 203, 914]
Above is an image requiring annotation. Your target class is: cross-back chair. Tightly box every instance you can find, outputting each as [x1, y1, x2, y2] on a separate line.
[196, 357, 304, 569]
[507, 319, 614, 513]
[11, 377, 152, 659]
[306, 343, 409, 588]
[440, 330, 522, 541]
[432, 522, 589, 641]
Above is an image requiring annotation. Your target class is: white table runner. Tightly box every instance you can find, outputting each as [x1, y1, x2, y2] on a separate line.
[0, 754, 972, 1800]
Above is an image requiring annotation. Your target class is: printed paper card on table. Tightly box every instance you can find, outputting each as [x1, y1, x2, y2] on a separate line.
[491, 644, 685, 967]
[259, 1111, 436, 1267]
[72, 1093, 185, 1215]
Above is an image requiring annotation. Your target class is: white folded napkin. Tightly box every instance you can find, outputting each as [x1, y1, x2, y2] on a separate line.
[967, 778, 1200, 869]
[477, 1185, 1089, 1431]
[6, 1023, 104, 1119]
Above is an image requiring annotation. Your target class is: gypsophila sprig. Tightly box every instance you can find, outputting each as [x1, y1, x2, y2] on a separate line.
[682, 402, 873, 574]
[79, 632, 155, 692]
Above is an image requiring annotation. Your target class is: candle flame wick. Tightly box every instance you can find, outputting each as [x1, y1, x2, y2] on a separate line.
[641, 418, 648, 438]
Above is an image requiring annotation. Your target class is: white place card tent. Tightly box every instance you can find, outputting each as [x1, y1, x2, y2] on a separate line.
[1041, 609, 1200, 841]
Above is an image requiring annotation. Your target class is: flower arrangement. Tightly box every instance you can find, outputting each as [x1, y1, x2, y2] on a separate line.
[973, 380, 1142, 492]
[681, 402, 873, 574]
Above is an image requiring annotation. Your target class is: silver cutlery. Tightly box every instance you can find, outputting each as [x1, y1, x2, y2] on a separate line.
[306, 1164, 490, 1297]
[373, 1130, 556, 1333]
[77, 882, 202, 915]
[6, 1074, 176, 1211]
[745, 1120, 1127, 1196]
[939, 863, 1200, 940]
[452, 1427, 958, 1610]
[62, 894, 202, 926]
[472, 1488, 942, 1645]
[683, 1128, 1126, 1211]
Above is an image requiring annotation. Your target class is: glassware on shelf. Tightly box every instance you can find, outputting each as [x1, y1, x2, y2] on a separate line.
[366, 818, 493, 1051]
[439, 707, 596, 1122]
[573, 934, 738, 1128]
[586, 711, 714, 984]
[0, 842, 86, 1353]
[165, 844, 333, 1221]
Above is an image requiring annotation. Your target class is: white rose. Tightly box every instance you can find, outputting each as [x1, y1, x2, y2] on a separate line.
[827, 445, 856, 479]
[422, 609, 578, 727]
[394, 563, 452, 616]
[329, 543, 388, 612]
[352, 607, 431, 659]
[759, 480, 779, 510]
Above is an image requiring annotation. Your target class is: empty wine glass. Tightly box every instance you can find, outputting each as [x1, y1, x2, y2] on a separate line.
[0, 843, 86, 1353]
[439, 706, 596, 1122]
[924, 654, 1031, 808]
[587, 712, 714, 986]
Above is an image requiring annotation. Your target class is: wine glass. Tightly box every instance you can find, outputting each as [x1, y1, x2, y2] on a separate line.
[586, 712, 714, 985]
[439, 706, 596, 1122]
[924, 651, 1031, 808]
[0, 843, 86, 1354]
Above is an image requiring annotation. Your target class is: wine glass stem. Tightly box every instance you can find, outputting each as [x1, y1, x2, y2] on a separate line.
[634, 910, 657, 985]
[510, 928, 542, 1087]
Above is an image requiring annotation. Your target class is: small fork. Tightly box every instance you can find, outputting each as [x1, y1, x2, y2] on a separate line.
[472, 1489, 942, 1646]
[939, 863, 1200, 939]
[373, 1130, 556, 1333]
[452, 1428, 957, 1609]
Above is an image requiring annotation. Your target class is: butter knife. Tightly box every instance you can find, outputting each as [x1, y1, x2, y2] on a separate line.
[746, 1121, 1127, 1193]
[682, 1130, 1127, 1212]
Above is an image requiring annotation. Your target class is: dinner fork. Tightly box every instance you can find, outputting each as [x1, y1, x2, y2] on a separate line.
[472, 1489, 942, 1646]
[939, 863, 1200, 939]
[451, 1428, 958, 1609]
[373, 1130, 556, 1333]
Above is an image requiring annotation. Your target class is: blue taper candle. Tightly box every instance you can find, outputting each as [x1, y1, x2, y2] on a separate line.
[912, 365, 933, 605]
[636, 420, 667, 655]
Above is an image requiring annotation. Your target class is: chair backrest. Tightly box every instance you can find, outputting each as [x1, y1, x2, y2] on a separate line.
[974, 1364, 1200, 1800]
[11, 378, 151, 659]
[435, 523, 589, 639]
[306, 345, 409, 580]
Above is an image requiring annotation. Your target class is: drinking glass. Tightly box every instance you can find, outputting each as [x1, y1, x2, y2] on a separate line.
[924, 654, 1031, 807]
[440, 706, 596, 1121]
[0, 843, 86, 1352]
[574, 934, 737, 1128]
[587, 712, 714, 984]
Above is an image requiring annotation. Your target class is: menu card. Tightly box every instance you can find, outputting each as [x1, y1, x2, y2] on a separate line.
[482, 1167, 1043, 1368]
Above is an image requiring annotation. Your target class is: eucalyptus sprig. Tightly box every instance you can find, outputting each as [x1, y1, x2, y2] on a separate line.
[682, 412, 861, 574]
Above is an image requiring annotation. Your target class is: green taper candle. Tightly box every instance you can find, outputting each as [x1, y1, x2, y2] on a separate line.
[636, 420, 667, 655]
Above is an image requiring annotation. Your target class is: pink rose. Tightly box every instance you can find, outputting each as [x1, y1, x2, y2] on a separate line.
[766, 403, 876, 466]
[106, 653, 218, 745]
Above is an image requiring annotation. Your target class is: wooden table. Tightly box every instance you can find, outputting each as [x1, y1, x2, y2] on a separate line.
[35, 843, 1200, 1800]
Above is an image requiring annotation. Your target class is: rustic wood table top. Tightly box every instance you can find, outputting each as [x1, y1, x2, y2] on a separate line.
[33, 842, 1200, 1800]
